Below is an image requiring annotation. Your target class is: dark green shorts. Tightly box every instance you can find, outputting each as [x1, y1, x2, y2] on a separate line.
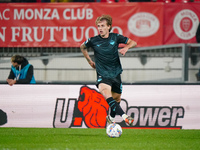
[96, 74, 122, 94]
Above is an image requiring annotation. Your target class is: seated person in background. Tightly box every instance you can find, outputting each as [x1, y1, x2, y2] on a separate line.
[7, 55, 36, 86]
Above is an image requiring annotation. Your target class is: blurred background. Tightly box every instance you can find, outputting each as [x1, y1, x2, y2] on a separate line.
[0, 0, 200, 84]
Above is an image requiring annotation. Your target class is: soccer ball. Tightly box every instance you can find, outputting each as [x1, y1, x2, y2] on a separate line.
[106, 123, 122, 138]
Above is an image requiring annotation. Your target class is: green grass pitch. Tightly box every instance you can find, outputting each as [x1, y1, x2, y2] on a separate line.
[0, 128, 200, 150]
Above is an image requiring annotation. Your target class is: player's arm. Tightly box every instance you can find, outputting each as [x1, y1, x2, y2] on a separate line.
[119, 39, 137, 56]
[80, 43, 96, 69]
[6, 69, 16, 86]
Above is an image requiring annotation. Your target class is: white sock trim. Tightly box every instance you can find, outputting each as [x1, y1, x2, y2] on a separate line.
[109, 115, 115, 122]
[122, 114, 128, 120]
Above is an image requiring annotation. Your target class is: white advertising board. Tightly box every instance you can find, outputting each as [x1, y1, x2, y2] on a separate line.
[0, 84, 199, 129]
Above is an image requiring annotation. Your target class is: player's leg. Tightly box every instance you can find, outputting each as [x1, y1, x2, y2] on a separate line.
[98, 83, 112, 99]
[99, 83, 129, 124]
[108, 92, 121, 122]
[112, 91, 134, 126]
[112, 91, 121, 103]
[98, 83, 116, 124]
[108, 74, 123, 121]
[108, 74, 134, 125]
[98, 83, 125, 117]
[97, 75, 134, 125]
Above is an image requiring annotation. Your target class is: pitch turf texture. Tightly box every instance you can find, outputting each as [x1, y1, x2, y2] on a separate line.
[0, 128, 200, 150]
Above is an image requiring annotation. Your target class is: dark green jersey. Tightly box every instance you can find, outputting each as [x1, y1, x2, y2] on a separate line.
[84, 33, 128, 78]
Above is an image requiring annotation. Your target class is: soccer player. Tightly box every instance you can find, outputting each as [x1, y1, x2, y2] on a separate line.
[7, 55, 36, 86]
[80, 14, 137, 126]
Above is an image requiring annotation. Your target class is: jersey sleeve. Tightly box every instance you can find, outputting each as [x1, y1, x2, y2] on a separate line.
[116, 34, 129, 44]
[84, 38, 92, 48]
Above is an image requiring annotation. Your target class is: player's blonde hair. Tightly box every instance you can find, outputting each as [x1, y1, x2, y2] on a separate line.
[95, 15, 112, 32]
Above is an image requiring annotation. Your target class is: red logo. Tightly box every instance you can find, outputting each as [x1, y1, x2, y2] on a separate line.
[180, 17, 192, 32]
[77, 86, 109, 128]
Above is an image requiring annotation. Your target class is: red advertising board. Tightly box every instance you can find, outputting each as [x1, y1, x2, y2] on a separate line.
[164, 3, 200, 45]
[0, 2, 199, 47]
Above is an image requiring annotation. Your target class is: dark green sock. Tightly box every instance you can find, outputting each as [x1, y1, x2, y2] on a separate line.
[106, 97, 124, 116]
[110, 102, 120, 118]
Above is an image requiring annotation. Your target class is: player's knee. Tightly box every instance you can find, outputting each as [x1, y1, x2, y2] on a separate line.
[100, 89, 112, 99]
[115, 97, 121, 103]
[112, 93, 121, 103]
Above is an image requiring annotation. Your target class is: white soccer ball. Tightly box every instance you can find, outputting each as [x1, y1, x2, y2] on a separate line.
[106, 123, 122, 138]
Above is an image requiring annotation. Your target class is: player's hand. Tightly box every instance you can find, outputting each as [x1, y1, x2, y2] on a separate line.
[89, 61, 96, 69]
[6, 79, 16, 86]
[119, 47, 128, 56]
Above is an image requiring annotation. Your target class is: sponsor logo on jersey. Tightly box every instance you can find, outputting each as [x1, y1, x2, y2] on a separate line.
[109, 40, 115, 45]
[96, 44, 101, 47]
